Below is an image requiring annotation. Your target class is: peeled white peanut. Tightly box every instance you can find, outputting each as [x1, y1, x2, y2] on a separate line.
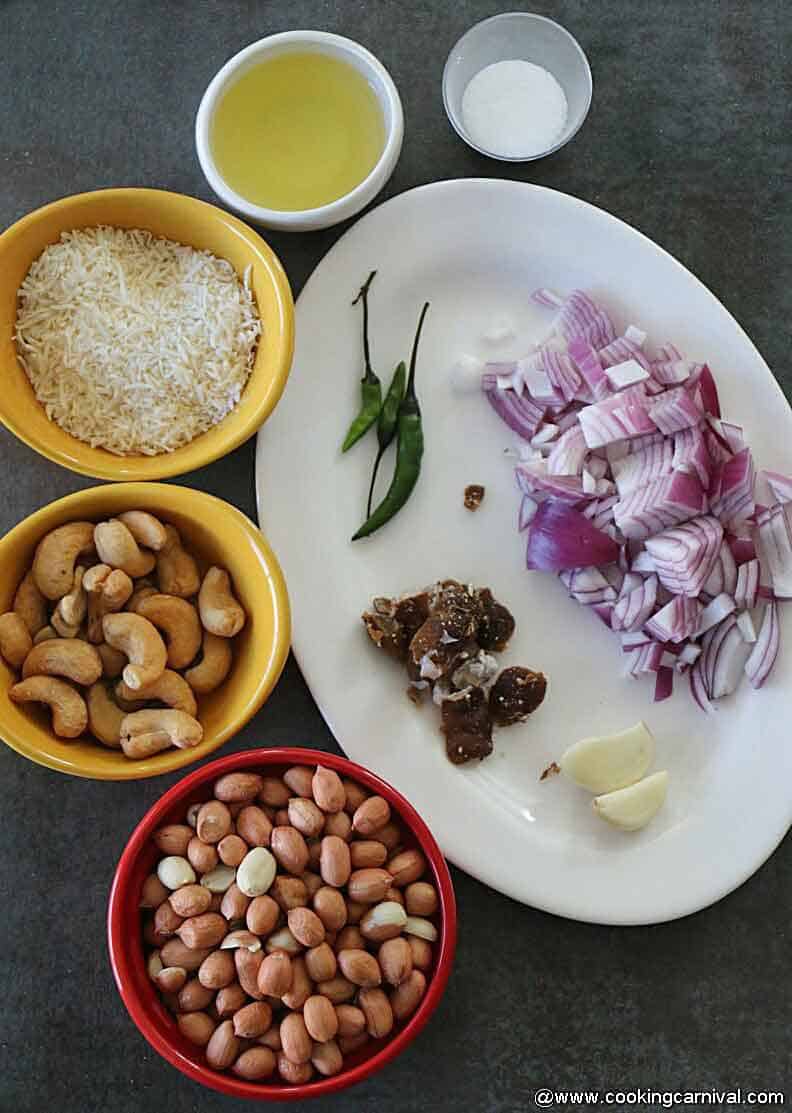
[561, 721, 654, 794]
[360, 901, 408, 943]
[147, 950, 164, 980]
[404, 915, 438, 942]
[236, 847, 277, 898]
[220, 929, 262, 952]
[592, 771, 669, 831]
[199, 864, 237, 893]
[157, 856, 196, 890]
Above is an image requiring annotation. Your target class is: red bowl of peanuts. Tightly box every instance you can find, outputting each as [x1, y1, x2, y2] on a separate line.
[107, 747, 456, 1100]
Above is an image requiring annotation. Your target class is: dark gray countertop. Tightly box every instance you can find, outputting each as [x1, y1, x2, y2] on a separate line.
[1, 2, 790, 1110]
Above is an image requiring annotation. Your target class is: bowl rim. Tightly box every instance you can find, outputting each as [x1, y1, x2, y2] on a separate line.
[0, 483, 291, 780]
[195, 31, 404, 227]
[0, 187, 294, 480]
[441, 11, 593, 162]
[107, 746, 457, 1100]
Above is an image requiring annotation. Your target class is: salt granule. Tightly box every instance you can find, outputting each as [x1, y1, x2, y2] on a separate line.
[461, 60, 568, 158]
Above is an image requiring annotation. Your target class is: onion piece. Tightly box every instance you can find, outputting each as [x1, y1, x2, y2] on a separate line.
[578, 385, 657, 449]
[736, 611, 757, 643]
[484, 382, 545, 440]
[610, 574, 659, 633]
[531, 288, 564, 310]
[734, 558, 760, 610]
[697, 592, 736, 636]
[763, 470, 792, 505]
[515, 465, 590, 503]
[518, 495, 538, 531]
[561, 566, 618, 605]
[690, 657, 715, 712]
[598, 336, 652, 373]
[709, 619, 750, 699]
[645, 595, 702, 643]
[631, 549, 656, 573]
[611, 438, 674, 496]
[644, 515, 723, 597]
[652, 359, 699, 386]
[547, 425, 588, 476]
[605, 358, 650, 391]
[557, 291, 616, 349]
[568, 338, 610, 402]
[709, 448, 755, 525]
[613, 471, 707, 541]
[621, 631, 651, 649]
[648, 387, 702, 434]
[744, 602, 780, 689]
[654, 666, 674, 701]
[727, 531, 756, 565]
[672, 426, 711, 487]
[627, 641, 665, 676]
[688, 363, 721, 417]
[525, 500, 621, 571]
[677, 642, 702, 671]
[756, 504, 792, 598]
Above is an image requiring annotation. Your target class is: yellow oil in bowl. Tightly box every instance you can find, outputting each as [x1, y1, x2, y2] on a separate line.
[210, 52, 386, 212]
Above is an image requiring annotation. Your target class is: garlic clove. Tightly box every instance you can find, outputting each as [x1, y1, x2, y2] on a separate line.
[592, 771, 668, 831]
[560, 721, 654, 794]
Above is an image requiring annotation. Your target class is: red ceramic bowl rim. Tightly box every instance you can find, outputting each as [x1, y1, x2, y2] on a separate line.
[107, 747, 457, 1100]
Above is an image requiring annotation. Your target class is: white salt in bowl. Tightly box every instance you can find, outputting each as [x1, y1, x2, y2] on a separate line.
[442, 12, 593, 162]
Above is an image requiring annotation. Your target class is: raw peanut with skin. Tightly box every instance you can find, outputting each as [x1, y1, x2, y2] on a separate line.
[320, 836, 351, 888]
[316, 975, 356, 1004]
[186, 803, 202, 828]
[336, 926, 365, 951]
[140, 873, 169, 909]
[259, 776, 290, 807]
[270, 827, 309, 876]
[312, 1038, 343, 1077]
[233, 1001, 273, 1039]
[236, 805, 272, 848]
[283, 765, 314, 798]
[215, 982, 247, 1018]
[384, 886, 405, 907]
[178, 1011, 216, 1047]
[307, 839, 322, 868]
[277, 1054, 313, 1084]
[246, 894, 279, 936]
[303, 995, 339, 1043]
[188, 837, 219, 875]
[154, 901, 184, 936]
[196, 800, 232, 845]
[358, 987, 394, 1039]
[220, 883, 250, 923]
[360, 901, 408, 943]
[257, 951, 293, 997]
[323, 811, 352, 841]
[347, 868, 392, 904]
[305, 942, 337, 983]
[153, 824, 194, 856]
[342, 779, 369, 815]
[373, 822, 402, 852]
[344, 900, 367, 926]
[227, 800, 246, 819]
[265, 927, 301, 955]
[335, 1004, 366, 1038]
[337, 949, 381, 988]
[312, 765, 345, 813]
[390, 969, 427, 1021]
[350, 840, 388, 869]
[280, 1012, 312, 1065]
[405, 882, 438, 917]
[199, 864, 236, 893]
[213, 771, 264, 803]
[218, 834, 248, 867]
[206, 1019, 241, 1070]
[338, 1032, 369, 1055]
[352, 796, 391, 836]
[0, 612, 33, 668]
[207, 892, 224, 913]
[313, 886, 347, 932]
[178, 977, 215, 1012]
[233, 1046, 276, 1080]
[157, 856, 195, 890]
[288, 797, 325, 838]
[387, 848, 426, 887]
[198, 949, 236, 990]
[274, 808, 290, 827]
[235, 947, 265, 999]
[178, 912, 228, 949]
[287, 906, 325, 948]
[301, 870, 323, 898]
[379, 937, 413, 986]
[281, 956, 313, 1011]
[155, 966, 187, 994]
[270, 875, 308, 912]
[258, 1025, 282, 1051]
[144, 920, 169, 949]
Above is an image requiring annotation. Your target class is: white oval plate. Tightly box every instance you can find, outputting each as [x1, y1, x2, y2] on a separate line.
[256, 180, 792, 924]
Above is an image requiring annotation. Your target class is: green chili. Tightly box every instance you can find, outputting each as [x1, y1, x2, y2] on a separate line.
[352, 302, 429, 540]
[341, 270, 382, 452]
[366, 360, 406, 516]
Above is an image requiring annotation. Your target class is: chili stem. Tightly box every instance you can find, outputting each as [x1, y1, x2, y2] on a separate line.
[352, 270, 377, 380]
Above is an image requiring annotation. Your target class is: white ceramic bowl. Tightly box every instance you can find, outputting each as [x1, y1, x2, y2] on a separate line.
[195, 31, 404, 232]
[442, 12, 593, 162]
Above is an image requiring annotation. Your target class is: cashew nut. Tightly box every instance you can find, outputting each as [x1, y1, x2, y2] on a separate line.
[116, 669, 197, 716]
[13, 571, 48, 635]
[21, 638, 103, 686]
[97, 642, 127, 679]
[120, 708, 203, 759]
[0, 612, 33, 668]
[10, 676, 88, 738]
[117, 511, 168, 552]
[33, 624, 58, 645]
[84, 564, 134, 643]
[184, 631, 233, 694]
[128, 584, 158, 611]
[198, 567, 246, 638]
[55, 565, 88, 631]
[132, 593, 202, 669]
[156, 525, 201, 598]
[33, 522, 96, 600]
[94, 520, 156, 579]
[102, 612, 167, 691]
[51, 609, 81, 638]
[86, 681, 125, 748]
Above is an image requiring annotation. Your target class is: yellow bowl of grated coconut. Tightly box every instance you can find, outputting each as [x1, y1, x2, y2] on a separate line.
[0, 188, 294, 479]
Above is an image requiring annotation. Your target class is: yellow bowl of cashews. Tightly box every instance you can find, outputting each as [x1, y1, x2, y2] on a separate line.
[0, 187, 294, 479]
[0, 483, 290, 779]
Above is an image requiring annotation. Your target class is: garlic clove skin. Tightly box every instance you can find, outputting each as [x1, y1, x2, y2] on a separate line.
[592, 771, 668, 831]
[560, 721, 654, 794]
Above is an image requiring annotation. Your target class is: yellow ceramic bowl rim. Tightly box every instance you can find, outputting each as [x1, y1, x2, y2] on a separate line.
[0, 188, 294, 480]
[0, 483, 291, 780]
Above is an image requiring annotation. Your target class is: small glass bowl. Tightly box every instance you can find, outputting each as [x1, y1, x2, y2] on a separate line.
[442, 12, 593, 162]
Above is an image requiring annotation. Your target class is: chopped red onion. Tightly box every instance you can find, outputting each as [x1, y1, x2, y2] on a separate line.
[677, 642, 702, 670]
[547, 425, 588, 476]
[579, 385, 657, 449]
[627, 641, 665, 676]
[485, 384, 545, 440]
[646, 595, 703, 643]
[734, 558, 760, 610]
[610, 573, 659, 632]
[611, 438, 674, 496]
[556, 291, 616, 349]
[598, 336, 652, 373]
[522, 364, 559, 405]
[561, 566, 618, 605]
[644, 516, 723, 597]
[648, 387, 703, 435]
[654, 666, 674, 702]
[690, 656, 715, 712]
[763, 470, 792, 505]
[518, 495, 538, 531]
[736, 610, 757, 643]
[703, 542, 738, 598]
[531, 288, 564, 310]
[605, 358, 650, 391]
[744, 601, 780, 689]
[613, 471, 707, 540]
[697, 592, 736, 636]
[709, 620, 751, 699]
[525, 500, 621, 571]
[541, 350, 581, 404]
[651, 359, 699, 386]
[709, 448, 755, 524]
[621, 631, 652, 649]
[727, 531, 756, 565]
[531, 423, 560, 447]
[568, 338, 610, 402]
[756, 504, 792, 598]
[515, 465, 590, 503]
[671, 427, 710, 487]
